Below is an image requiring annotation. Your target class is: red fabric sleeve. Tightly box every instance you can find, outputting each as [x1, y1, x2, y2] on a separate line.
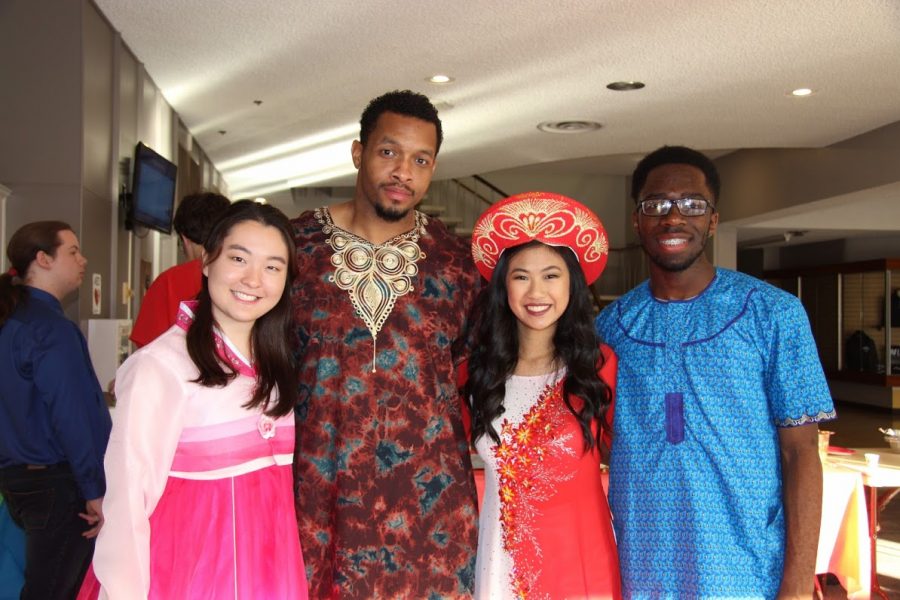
[456, 360, 472, 443]
[129, 276, 174, 347]
[598, 344, 618, 450]
[129, 260, 202, 348]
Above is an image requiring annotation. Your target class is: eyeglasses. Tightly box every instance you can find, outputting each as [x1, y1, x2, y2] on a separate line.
[638, 197, 714, 217]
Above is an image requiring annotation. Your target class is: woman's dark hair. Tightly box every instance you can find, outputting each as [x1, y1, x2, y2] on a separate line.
[465, 241, 613, 451]
[186, 200, 298, 417]
[0, 221, 72, 326]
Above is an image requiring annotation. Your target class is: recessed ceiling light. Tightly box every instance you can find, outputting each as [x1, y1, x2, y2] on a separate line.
[427, 74, 454, 84]
[537, 121, 602, 134]
[253, 197, 267, 204]
[791, 87, 814, 97]
[606, 81, 645, 91]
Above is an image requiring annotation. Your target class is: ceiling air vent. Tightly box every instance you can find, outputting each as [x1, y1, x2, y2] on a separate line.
[537, 121, 602, 134]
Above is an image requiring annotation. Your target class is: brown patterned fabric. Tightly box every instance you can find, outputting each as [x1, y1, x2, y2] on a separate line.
[290, 209, 480, 599]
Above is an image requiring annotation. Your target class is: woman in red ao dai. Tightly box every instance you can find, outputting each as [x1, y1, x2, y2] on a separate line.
[463, 192, 622, 599]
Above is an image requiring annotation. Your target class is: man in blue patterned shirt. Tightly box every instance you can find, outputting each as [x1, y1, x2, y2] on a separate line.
[595, 146, 835, 599]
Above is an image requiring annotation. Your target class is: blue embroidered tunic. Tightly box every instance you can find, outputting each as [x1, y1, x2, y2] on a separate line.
[595, 268, 835, 599]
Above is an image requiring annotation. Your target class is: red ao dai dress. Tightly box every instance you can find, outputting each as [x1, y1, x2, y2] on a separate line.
[473, 346, 621, 599]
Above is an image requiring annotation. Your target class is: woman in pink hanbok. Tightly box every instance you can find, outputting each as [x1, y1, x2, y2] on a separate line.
[85, 200, 308, 599]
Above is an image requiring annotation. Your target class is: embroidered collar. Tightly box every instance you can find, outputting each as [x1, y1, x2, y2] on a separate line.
[175, 301, 256, 378]
[650, 270, 718, 304]
[316, 206, 429, 246]
[315, 207, 428, 373]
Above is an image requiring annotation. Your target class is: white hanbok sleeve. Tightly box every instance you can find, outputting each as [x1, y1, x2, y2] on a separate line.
[93, 347, 189, 600]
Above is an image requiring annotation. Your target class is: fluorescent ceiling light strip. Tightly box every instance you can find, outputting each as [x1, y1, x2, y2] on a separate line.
[230, 182, 296, 198]
[231, 165, 356, 198]
[218, 124, 358, 171]
[285, 166, 356, 188]
[224, 141, 349, 188]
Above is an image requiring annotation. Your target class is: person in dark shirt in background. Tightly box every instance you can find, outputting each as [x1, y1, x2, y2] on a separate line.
[129, 191, 230, 347]
[0, 221, 112, 599]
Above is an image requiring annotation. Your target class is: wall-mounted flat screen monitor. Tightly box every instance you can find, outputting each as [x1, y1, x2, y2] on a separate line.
[130, 142, 177, 234]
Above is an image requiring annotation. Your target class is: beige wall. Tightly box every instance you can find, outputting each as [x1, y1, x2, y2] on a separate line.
[0, 0, 85, 319]
[0, 0, 223, 324]
[716, 122, 900, 272]
[717, 121, 900, 224]
[81, 0, 115, 320]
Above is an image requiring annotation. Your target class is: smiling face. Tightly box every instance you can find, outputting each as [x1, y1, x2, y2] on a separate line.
[202, 220, 289, 345]
[506, 243, 571, 338]
[351, 111, 438, 223]
[633, 163, 719, 274]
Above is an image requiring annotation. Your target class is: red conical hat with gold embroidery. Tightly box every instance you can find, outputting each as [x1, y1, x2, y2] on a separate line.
[471, 191, 609, 284]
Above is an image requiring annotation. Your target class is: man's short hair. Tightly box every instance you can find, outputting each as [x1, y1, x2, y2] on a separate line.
[173, 192, 231, 244]
[359, 90, 443, 155]
[631, 145, 721, 203]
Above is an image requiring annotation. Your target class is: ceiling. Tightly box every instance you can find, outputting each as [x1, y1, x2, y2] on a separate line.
[94, 0, 900, 231]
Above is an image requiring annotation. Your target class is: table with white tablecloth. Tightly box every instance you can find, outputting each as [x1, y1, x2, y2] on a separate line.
[829, 448, 900, 600]
[818, 460, 871, 598]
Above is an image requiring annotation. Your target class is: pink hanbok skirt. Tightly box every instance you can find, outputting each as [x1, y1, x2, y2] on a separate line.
[79, 463, 307, 599]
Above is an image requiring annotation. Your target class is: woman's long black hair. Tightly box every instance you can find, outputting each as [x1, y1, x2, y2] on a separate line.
[465, 241, 612, 451]
[186, 200, 298, 417]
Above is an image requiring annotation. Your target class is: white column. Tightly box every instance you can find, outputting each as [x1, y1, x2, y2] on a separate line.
[713, 223, 737, 270]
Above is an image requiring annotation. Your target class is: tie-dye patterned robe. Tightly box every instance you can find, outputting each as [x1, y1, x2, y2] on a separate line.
[290, 209, 480, 599]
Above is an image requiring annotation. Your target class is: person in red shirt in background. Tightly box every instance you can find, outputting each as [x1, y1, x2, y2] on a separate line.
[129, 192, 230, 347]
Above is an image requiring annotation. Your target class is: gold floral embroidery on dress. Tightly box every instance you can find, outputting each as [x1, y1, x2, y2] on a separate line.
[316, 207, 428, 372]
[493, 380, 577, 599]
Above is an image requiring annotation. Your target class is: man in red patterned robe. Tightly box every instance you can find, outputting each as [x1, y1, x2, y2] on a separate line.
[290, 90, 479, 599]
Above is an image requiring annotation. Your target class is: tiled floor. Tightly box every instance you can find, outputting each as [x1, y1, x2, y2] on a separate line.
[822, 401, 900, 598]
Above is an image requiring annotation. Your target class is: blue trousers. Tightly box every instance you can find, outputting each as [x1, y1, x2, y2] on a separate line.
[0, 464, 94, 600]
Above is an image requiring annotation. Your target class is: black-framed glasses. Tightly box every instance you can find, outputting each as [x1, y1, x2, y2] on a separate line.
[638, 197, 714, 217]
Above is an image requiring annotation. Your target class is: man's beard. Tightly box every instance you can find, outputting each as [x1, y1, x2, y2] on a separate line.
[374, 201, 411, 223]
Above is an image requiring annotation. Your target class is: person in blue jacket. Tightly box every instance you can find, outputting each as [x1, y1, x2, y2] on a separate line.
[0, 221, 111, 599]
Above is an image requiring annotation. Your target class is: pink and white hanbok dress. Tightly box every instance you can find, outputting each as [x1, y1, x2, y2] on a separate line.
[90, 303, 307, 599]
